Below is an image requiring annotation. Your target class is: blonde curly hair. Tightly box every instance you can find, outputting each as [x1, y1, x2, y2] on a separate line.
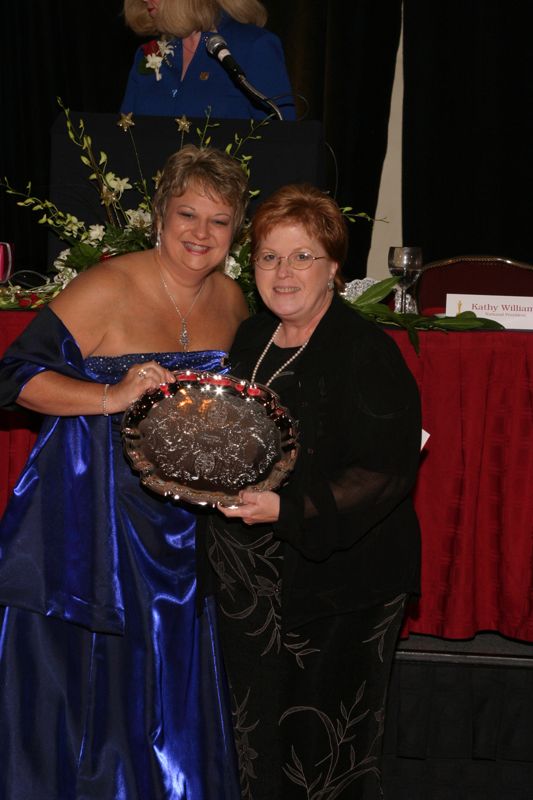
[152, 144, 249, 237]
[124, 0, 267, 39]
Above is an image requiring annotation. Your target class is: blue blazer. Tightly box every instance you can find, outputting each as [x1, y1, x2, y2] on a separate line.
[121, 14, 296, 120]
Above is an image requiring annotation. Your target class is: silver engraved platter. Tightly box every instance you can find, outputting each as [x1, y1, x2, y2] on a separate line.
[121, 371, 299, 506]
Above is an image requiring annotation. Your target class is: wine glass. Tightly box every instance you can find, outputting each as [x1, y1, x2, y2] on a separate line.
[388, 247, 423, 313]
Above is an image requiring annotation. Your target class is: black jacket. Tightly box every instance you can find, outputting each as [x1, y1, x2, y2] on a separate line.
[224, 295, 422, 631]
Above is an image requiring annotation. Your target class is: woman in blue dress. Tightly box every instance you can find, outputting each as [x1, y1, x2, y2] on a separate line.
[0, 145, 249, 799]
[121, 0, 296, 120]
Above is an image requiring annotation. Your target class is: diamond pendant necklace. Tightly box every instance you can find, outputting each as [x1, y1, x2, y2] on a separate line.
[250, 323, 309, 387]
[159, 268, 206, 351]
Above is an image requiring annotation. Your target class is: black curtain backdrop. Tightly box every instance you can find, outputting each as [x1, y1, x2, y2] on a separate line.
[0, 0, 400, 280]
[4, 2, 533, 277]
[267, 0, 402, 275]
[402, 0, 533, 264]
[0, 1, 139, 277]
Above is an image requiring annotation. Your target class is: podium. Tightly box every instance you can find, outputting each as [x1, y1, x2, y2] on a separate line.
[48, 113, 328, 264]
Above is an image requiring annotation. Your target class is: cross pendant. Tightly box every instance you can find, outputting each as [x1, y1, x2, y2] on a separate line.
[180, 321, 189, 350]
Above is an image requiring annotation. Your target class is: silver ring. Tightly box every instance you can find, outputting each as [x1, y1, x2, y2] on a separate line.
[137, 368, 148, 378]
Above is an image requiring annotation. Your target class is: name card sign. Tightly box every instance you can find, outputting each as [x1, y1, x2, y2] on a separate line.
[445, 293, 533, 329]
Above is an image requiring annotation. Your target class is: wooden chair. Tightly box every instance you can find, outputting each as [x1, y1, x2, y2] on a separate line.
[416, 255, 533, 315]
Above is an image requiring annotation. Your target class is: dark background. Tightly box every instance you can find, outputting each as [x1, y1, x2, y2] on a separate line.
[4, 0, 533, 281]
[4, 0, 533, 279]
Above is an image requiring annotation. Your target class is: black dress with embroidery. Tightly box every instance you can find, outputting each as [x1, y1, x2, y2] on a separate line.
[200, 295, 421, 800]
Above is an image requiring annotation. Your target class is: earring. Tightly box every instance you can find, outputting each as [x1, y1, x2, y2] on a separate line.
[155, 229, 161, 250]
[327, 277, 335, 291]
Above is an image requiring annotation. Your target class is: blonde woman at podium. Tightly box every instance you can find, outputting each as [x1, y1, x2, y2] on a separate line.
[122, 0, 296, 119]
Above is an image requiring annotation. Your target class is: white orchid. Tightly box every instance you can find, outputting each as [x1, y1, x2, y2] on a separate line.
[158, 39, 174, 58]
[53, 266, 78, 288]
[86, 224, 106, 242]
[105, 173, 132, 197]
[53, 248, 71, 269]
[224, 254, 242, 280]
[125, 208, 152, 230]
[62, 214, 85, 237]
[145, 53, 164, 81]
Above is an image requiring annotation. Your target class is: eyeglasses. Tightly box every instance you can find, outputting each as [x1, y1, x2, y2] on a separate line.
[254, 250, 327, 271]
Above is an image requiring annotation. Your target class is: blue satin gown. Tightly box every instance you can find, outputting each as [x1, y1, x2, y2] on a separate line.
[0, 308, 240, 800]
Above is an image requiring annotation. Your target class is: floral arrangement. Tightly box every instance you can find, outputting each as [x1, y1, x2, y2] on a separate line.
[0, 101, 267, 311]
[0, 102, 503, 344]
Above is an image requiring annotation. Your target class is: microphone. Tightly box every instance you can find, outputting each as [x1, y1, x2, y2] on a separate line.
[206, 34, 246, 82]
[205, 34, 284, 120]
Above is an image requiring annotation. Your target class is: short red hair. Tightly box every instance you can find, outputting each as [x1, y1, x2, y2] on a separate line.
[251, 184, 347, 291]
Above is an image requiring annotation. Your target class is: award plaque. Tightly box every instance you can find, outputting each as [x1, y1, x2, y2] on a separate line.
[121, 371, 299, 506]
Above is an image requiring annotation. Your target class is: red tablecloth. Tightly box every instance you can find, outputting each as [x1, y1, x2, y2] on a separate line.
[1, 312, 532, 640]
[386, 328, 533, 640]
[0, 311, 39, 516]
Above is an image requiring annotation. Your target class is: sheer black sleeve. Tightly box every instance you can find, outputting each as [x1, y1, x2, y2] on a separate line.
[274, 329, 421, 562]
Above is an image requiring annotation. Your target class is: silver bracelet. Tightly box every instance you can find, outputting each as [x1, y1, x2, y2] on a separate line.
[102, 383, 110, 417]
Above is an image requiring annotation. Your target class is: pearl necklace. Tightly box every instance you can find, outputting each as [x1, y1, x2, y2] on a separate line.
[250, 323, 309, 387]
[159, 268, 206, 352]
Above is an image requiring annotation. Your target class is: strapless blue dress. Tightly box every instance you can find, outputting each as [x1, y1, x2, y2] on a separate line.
[0, 308, 240, 799]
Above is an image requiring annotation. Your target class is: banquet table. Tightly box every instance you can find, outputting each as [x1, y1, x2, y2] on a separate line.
[386, 326, 533, 641]
[1, 310, 533, 641]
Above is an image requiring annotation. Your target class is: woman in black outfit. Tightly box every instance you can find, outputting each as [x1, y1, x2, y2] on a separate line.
[201, 183, 422, 799]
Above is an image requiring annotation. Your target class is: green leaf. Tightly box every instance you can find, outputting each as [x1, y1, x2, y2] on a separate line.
[353, 277, 398, 307]
[357, 301, 397, 318]
[430, 315, 503, 331]
[407, 327, 420, 353]
[61, 242, 102, 270]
